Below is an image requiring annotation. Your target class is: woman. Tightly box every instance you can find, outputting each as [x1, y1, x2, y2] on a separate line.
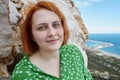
[11, 1, 93, 80]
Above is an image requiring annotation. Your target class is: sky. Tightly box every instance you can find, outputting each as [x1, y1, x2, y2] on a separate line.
[73, 0, 120, 33]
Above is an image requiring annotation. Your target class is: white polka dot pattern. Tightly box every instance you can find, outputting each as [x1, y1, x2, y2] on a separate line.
[11, 44, 93, 80]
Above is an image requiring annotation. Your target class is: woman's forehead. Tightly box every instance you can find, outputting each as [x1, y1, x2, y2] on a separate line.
[32, 9, 61, 25]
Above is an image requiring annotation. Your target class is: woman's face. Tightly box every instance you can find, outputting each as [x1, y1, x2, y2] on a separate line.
[31, 9, 64, 52]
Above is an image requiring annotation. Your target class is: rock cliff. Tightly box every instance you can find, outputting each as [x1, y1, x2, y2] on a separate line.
[0, 0, 89, 77]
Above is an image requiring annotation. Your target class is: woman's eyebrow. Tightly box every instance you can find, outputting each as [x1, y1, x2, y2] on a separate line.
[36, 21, 61, 26]
[36, 23, 47, 26]
[53, 21, 61, 23]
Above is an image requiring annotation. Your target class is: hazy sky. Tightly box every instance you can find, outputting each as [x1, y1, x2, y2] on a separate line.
[73, 0, 120, 33]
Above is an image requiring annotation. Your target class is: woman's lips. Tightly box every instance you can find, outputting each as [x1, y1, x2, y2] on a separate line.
[47, 39, 59, 44]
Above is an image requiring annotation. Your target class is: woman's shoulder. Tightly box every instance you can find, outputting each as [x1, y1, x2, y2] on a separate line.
[11, 55, 33, 80]
[60, 44, 83, 57]
[12, 55, 29, 73]
[15, 55, 29, 67]
[60, 44, 81, 53]
[60, 44, 84, 64]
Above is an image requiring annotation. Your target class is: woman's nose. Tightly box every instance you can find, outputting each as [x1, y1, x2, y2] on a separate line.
[47, 26, 56, 37]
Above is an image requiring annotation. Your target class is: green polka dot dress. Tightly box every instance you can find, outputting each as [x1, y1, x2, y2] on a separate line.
[11, 44, 93, 80]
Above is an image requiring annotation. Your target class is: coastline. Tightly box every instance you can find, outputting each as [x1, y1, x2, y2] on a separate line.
[86, 39, 120, 59]
[97, 49, 120, 59]
[86, 40, 114, 48]
[86, 47, 120, 59]
[86, 34, 120, 79]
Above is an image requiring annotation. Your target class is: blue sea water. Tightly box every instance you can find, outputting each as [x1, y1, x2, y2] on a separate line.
[86, 33, 120, 56]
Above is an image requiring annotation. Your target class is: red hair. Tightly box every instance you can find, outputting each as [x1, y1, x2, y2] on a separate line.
[21, 1, 69, 56]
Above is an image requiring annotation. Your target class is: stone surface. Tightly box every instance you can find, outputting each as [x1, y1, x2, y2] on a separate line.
[0, 0, 13, 58]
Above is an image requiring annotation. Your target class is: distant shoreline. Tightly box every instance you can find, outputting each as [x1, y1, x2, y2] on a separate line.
[95, 42, 120, 59]
[86, 39, 120, 59]
[97, 49, 120, 59]
[89, 47, 120, 59]
[87, 40, 114, 49]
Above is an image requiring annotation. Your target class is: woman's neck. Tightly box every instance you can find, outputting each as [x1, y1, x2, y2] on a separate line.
[36, 49, 60, 61]
[29, 49, 60, 78]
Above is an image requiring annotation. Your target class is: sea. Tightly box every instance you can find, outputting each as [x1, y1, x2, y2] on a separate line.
[86, 33, 120, 56]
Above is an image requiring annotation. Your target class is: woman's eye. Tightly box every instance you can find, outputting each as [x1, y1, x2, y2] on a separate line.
[37, 26, 47, 31]
[53, 23, 61, 28]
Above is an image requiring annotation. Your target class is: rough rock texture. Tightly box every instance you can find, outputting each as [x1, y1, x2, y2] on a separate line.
[0, 0, 13, 58]
[0, 0, 89, 77]
[0, 0, 14, 77]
